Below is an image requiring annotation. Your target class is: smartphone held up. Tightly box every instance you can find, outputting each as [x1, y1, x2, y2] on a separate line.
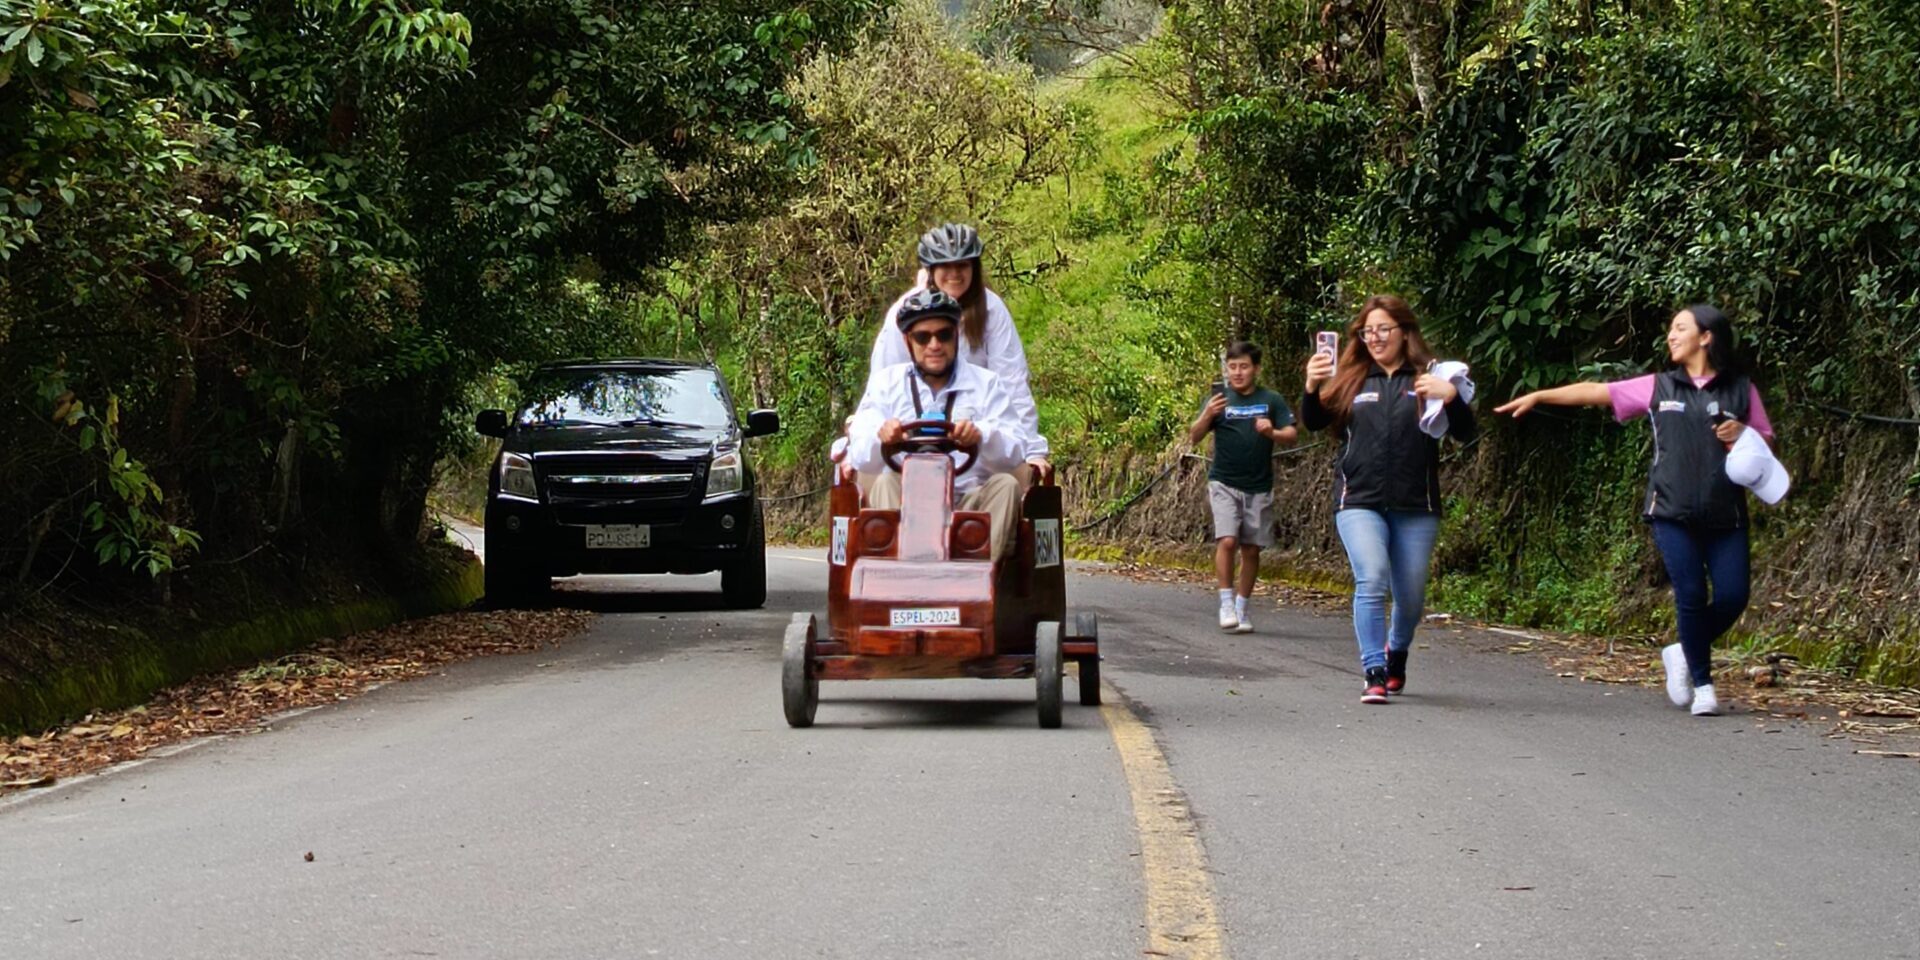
[1314, 331, 1339, 377]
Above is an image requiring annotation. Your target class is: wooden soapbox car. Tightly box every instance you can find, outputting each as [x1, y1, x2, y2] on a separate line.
[781, 421, 1102, 728]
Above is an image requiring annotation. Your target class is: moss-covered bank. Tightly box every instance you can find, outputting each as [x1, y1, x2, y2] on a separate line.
[0, 559, 483, 736]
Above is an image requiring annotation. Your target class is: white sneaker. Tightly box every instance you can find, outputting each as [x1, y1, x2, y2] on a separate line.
[1690, 684, 1721, 716]
[1661, 643, 1691, 708]
[1219, 601, 1239, 631]
[1234, 613, 1253, 635]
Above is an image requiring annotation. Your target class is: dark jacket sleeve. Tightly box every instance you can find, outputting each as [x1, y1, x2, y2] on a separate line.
[1300, 391, 1334, 432]
[1444, 394, 1478, 444]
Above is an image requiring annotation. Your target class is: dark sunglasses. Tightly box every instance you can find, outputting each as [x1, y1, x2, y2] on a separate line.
[909, 327, 956, 346]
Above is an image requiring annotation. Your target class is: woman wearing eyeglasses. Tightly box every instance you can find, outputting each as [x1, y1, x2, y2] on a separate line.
[1302, 295, 1478, 704]
[866, 223, 1050, 478]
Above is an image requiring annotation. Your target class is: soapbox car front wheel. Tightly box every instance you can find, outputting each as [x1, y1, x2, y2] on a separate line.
[782, 613, 819, 728]
[1036, 621, 1063, 729]
[880, 420, 978, 475]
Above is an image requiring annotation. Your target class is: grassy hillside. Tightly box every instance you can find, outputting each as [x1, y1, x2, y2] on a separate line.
[996, 63, 1214, 462]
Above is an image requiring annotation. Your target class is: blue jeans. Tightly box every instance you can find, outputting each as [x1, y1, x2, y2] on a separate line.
[1335, 509, 1442, 671]
[1648, 520, 1751, 687]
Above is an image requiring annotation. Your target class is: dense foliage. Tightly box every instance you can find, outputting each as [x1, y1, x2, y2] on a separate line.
[1, 0, 880, 600]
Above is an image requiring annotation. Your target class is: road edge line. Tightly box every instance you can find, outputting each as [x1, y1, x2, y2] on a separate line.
[1098, 680, 1228, 960]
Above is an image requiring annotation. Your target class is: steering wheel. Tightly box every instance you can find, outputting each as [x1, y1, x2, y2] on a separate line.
[881, 419, 979, 475]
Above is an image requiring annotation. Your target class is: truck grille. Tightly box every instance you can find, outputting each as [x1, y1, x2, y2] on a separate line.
[536, 455, 705, 525]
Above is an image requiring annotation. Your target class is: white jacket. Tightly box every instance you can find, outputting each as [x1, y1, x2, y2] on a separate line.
[867, 285, 1050, 459]
[846, 361, 1026, 495]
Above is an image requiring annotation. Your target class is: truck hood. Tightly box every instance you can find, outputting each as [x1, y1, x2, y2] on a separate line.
[509, 424, 724, 459]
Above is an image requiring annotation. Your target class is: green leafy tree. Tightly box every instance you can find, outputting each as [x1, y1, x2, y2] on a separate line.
[0, 0, 881, 600]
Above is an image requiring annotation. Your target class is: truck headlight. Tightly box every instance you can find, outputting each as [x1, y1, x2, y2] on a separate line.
[704, 451, 743, 500]
[500, 452, 538, 500]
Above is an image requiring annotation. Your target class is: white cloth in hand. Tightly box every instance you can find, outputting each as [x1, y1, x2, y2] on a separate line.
[1418, 360, 1475, 439]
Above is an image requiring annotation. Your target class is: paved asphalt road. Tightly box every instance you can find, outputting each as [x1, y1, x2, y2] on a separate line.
[2, 545, 1915, 959]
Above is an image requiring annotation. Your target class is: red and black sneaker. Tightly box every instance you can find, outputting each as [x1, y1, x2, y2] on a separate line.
[1361, 667, 1390, 704]
[1386, 649, 1409, 695]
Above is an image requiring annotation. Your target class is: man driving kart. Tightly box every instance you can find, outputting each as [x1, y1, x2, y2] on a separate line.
[845, 288, 1027, 561]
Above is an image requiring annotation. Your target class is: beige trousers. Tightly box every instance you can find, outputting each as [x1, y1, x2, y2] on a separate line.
[867, 472, 1023, 561]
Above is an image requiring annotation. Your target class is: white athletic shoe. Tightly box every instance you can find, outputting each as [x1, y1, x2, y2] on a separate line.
[1234, 613, 1253, 635]
[1661, 643, 1691, 708]
[1219, 600, 1239, 631]
[1691, 684, 1721, 716]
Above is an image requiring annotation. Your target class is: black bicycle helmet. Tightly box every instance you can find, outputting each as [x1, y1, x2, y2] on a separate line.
[896, 287, 963, 332]
[916, 222, 983, 266]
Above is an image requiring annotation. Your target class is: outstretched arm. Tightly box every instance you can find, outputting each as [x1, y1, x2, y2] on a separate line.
[1495, 382, 1611, 417]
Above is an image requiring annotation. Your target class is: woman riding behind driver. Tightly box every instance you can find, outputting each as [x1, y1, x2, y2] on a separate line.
[868, 223, 1050, 482]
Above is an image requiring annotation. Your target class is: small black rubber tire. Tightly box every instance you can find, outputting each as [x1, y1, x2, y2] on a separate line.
[1075, 612, 1102, 706]
[1036, 621, 1063, 729]
[782, 613, 819, 728]
[723, 507, 768, 609]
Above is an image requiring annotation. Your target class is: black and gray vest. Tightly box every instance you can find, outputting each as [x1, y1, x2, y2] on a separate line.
[1643, 369, 1751, 529]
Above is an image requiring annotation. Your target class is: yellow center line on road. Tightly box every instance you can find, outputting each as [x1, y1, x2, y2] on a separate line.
[1097, 678, 1228, 960]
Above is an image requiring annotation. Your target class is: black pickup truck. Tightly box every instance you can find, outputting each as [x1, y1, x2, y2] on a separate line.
[474, 360, 780, 607]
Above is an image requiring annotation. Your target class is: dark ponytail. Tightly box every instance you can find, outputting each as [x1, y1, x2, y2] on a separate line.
[1685, 303, 1742, 377]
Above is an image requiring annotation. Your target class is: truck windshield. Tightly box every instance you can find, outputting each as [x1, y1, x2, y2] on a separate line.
[516, 369, 732, 429]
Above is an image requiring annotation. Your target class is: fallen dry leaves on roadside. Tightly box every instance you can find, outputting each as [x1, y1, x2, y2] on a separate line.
[1, 608, 593, 794]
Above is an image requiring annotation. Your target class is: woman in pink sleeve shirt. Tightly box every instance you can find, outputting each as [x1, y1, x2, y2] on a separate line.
[1496, 305, 1773, 717]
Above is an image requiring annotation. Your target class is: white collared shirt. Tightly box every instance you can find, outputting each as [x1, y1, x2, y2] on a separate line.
[847, 361, 1026, 494]
[867, 286, 1049, 459]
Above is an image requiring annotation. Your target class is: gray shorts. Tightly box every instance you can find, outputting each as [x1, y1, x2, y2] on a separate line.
[1208, 481, 1275, 547]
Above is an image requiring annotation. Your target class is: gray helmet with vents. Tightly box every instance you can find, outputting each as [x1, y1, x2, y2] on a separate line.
[896, 287, 963, 332]
[916, 222, 983, 266]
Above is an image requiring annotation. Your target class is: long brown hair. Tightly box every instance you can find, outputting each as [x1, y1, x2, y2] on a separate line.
[957, 258, 988, 350]
[1318, 294, 1435, 427]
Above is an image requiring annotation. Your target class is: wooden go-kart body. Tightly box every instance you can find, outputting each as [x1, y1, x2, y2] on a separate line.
[783, 441, 1101, 729]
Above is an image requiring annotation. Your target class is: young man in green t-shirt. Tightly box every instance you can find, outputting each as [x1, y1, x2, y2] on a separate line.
[1189, 341, 1298, 633]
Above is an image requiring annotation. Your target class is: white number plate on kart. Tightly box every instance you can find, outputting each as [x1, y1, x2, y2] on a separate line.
[890, 607, 961, 628]
[583, 524, 650, 550]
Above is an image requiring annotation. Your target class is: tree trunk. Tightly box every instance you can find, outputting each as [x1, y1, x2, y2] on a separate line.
[270, 421, 302, 531]
[1387, 0, 1449, 114]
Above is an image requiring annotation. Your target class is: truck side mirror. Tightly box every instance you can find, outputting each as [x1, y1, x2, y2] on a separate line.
[475, 409, 510, 438]
[744, 409, 781, 439]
